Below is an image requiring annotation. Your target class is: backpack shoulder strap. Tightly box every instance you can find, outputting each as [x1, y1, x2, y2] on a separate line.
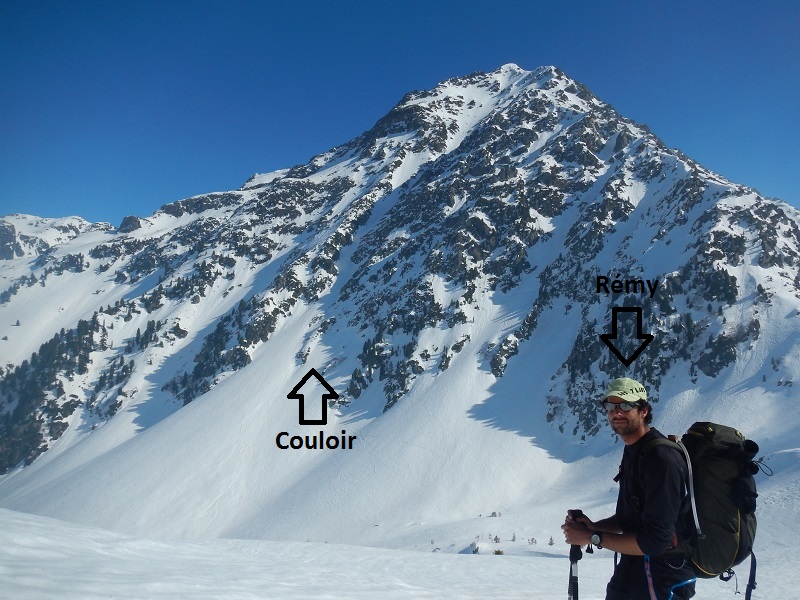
[643, 435, 705, 541]
[637, 435, 683, 481]
[641, 434, 681, 454]
[637, 435, 703, 541]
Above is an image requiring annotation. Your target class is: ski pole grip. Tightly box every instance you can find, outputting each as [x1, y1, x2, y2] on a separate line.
[568, 509, 584, 562]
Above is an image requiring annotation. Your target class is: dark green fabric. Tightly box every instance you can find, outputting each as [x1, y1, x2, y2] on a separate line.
[641, 422, 758, 578]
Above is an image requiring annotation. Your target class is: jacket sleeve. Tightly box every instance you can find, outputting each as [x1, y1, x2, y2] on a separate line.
[635, 445, 687, 556]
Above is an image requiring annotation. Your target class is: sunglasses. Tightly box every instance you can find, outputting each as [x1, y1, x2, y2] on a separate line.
[600, 401, 643, 412]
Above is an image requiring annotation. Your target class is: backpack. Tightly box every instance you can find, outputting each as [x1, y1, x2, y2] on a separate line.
[642, 422, 764, 598]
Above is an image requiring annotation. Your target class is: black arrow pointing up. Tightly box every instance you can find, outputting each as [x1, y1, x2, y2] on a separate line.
[287, 368, 339, 425]
[600, 307, 654, 368]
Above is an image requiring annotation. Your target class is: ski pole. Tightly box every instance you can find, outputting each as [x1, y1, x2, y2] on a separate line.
[567, 510, 584, 600]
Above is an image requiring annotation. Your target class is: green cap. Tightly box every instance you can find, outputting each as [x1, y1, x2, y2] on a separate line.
[603, 377, 647, 403]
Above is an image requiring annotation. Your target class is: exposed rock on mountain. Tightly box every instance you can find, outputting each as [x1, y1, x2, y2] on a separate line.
[1, 64, 798, 477]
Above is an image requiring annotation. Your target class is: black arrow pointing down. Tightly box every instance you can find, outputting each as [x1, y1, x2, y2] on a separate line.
[599, 306, 654, 368]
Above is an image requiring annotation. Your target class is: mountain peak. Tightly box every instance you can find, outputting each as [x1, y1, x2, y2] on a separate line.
[0, 65, 797, 548]
[498, 62, 525, 72]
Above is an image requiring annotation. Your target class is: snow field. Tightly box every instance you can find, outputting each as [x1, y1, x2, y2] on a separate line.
[1, 499, 791, 600]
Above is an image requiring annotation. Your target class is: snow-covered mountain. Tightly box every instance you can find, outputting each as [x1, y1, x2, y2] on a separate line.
[0, 65, 797, 585]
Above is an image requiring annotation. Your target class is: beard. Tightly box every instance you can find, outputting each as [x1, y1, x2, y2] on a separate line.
[610, 414, 643, 436]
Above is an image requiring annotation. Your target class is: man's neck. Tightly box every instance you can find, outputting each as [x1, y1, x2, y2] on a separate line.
[621, 424, 651, 446]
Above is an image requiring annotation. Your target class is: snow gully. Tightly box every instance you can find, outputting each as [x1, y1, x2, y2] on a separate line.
[275, 430, 358, 450]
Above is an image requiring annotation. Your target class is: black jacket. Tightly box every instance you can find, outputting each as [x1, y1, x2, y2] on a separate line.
[608, 428, 696, 599]
[616, 427, 693, 555]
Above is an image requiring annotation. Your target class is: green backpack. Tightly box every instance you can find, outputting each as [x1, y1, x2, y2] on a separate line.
[642, 422, 764, 598]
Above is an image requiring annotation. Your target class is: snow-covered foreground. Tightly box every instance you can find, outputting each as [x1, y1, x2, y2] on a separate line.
[0, 507, 791, 600]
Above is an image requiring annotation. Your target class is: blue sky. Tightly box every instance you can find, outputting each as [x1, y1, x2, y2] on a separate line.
[1, 1, 798, 225]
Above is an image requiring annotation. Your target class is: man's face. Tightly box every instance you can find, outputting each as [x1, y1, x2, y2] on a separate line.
[605, 397, 647, 436]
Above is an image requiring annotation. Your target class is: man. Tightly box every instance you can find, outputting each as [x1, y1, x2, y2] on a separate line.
[561, 377, 696, 600]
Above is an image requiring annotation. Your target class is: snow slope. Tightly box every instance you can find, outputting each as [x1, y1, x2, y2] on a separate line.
[1, 64, 799, 597]
[1, 444, 796, 600]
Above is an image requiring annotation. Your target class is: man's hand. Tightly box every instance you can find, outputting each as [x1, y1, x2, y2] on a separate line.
[562, 509, 594, 546]
[562, 512, 645, 556]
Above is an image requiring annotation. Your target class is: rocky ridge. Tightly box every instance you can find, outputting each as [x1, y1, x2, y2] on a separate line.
[1, 64, 799, 473]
